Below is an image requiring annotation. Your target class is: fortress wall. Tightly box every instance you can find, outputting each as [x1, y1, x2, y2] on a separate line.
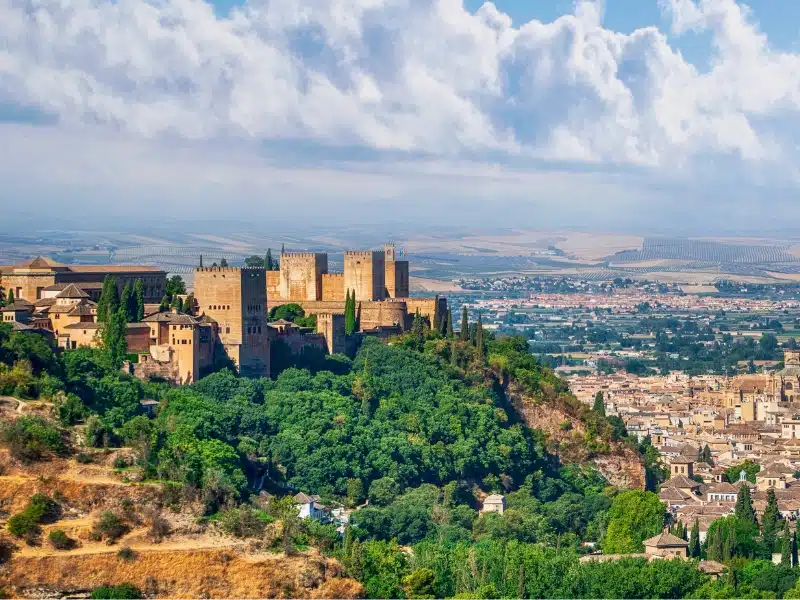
[322, 273, 345, 301]
[385, 260, 409, 299]
[344, 251, 385, 302]
[405, 296, 447, 329]
[266, 271, 280, 301]
[279, 253, 327, 301]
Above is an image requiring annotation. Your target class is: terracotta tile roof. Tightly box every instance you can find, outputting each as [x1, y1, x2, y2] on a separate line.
[56, 284, 89, 299]
[663, 474, 701, 489]
[644, 532, 689, 548]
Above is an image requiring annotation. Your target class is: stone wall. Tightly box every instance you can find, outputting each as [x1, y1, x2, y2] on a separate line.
[321, 273, 345, 301]
[385, 260, 409, 298]
[266, 271, 280, 301]
[279, 253, 327, 301]
[193, 267, 269, 378]
[405, 296, 447, 329]
[344, 251, 385, 302]
[318, 313, 346, 354]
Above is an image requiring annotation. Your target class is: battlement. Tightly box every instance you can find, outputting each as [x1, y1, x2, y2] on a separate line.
[344, 251, 383, 257]
[196, 267, 243, 273]
[281, 252, 325, 259]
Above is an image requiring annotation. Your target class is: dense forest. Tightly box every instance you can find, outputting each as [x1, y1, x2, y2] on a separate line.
[3, 305, 800, 598]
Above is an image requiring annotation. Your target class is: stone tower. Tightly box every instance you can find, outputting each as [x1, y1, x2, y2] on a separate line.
[384, 243, 409, 299]
[344, 251, 385, 302]
[279, 252, 328, 301]
[193, 266, 270, 378]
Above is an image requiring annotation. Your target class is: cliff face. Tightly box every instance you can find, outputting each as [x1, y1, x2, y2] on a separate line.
[503, 379, 646, 490]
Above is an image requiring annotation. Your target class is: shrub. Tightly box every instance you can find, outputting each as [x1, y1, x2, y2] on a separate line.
[6, 513, 39, 538]
[146, 508, 170, 543]
[76, 452, 94, 464]
[48, 529, 75, 550]
[90, 583, 142, 599]
[117, 546, 137, 561]
[217, 506, 271, 538]
[7, 494, 59, 538]
[91, 512, 127, 544]
[113, 456, 130, 469]
[0, 416, 65, 462]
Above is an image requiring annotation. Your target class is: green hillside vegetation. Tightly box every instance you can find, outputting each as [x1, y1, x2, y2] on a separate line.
[5, 314, 800, 598]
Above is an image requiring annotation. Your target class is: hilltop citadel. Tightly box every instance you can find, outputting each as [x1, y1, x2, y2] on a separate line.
[0, 244, 447, 383]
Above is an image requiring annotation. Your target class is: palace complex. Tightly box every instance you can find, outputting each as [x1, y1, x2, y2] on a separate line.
[0, 245, 447, 384]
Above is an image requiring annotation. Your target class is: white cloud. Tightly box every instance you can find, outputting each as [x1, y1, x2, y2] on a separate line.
[1, 0, 799, 167]
[1, 0, 800, 231]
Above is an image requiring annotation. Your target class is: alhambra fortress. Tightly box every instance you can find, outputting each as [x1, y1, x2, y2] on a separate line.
[0, 245, 447, 383]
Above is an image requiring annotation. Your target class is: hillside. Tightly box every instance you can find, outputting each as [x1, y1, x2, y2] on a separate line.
[0, 318, 656, 598]
[0, 451, 362, 599]
[503, 378, 645, 489]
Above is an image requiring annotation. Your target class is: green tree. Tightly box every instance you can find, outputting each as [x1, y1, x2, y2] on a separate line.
[165, 275, 186, 299]
[593, 391, 606, 416]
[5, 288, 14, 306]
[725, 459, 761, 483]
[345, 290, 356, 335]
[244, 255, 265, 268]
[793, 531, 798, 568]
[220, 258, 229, 268]
[782, 520, 792, 566]
[96, 276, 119, 322]
[347, 478, 365, 508]
[689, 518, 701, 558]
[735, 485, 756, 525]
[446, 309, 454, 338]
[762, 488, 780, 552]
[475, 314, 485, 360]
[602, 490, 665, 553]
[101, 308, 128, 368]
[119, 283, 136, 323]
[411, 310, 425, 350]
[266, 248, 275, 270]
[132, 279, 145, 322]
[368, 477, 399, 507]
[459, 306, 469, 342]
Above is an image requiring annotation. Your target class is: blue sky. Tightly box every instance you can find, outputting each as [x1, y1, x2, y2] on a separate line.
[2, 0, 800, 233]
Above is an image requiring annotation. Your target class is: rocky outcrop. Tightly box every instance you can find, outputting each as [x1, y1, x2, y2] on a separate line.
[503, 379, 646, 490]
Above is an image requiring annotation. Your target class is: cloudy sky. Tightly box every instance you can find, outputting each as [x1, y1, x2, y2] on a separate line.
[1, 0, 799, 234]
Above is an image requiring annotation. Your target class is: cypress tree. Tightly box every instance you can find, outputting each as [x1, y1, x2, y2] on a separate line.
[792, 531, 798, 567]
[735, 485, 756, 524]
[689, 519, 700, 558]
[593, 391, 606, 416]
[476, 314, 485, 360]
[450, 340, 458, 367]
[183, 294, 195, 316]
[133, 279, 145, 322]
[159, 295, 170, 313]
[446, 309, 454, 338]
[345, 290, 356, 335]
[5, 289, 14, 306]
[120, 283, 134, 322]
[220, 258, 229, 267]
[97, 276, 119, 322]
[101, 307, 128, 368]
[411, 310, 425, 349]
[782, 520, 792, 566]
[266, 248, 274, 271]
[0, 287, 5, 305]
[762, 488, 780, 552]
[459, 306, 469, 342]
